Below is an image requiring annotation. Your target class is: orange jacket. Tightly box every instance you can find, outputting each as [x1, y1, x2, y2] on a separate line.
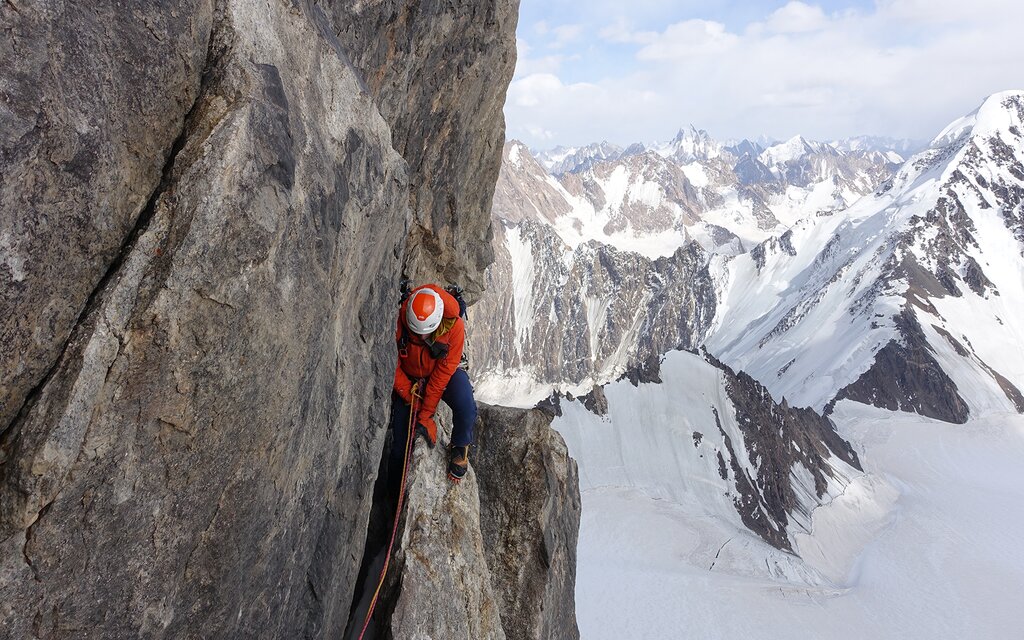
[394, 284, 465, 433]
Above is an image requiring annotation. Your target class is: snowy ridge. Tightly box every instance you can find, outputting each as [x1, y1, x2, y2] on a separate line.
[475, 92, 1024, 640]
[708, 90, 1024, 421]
[570, 399, 1024, 640]
[476, 131, 902, 407]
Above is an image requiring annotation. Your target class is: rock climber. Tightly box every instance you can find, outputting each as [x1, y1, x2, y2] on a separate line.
[391, 283, 475, 484]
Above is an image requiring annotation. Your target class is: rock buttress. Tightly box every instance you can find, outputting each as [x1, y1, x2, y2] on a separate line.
[475, 404, 582, 640]
[362, 403, 580, 639]
[0, 0, 214, 439]
[1, 2, 408, 636]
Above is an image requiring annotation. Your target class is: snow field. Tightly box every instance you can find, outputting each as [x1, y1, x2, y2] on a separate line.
[561, 379, 1024, 639]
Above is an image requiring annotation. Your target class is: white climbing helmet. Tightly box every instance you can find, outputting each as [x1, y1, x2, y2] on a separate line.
[406, 287, 444, 335]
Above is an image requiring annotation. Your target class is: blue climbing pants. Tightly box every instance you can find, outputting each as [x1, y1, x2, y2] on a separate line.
[389, 367, 477, 467]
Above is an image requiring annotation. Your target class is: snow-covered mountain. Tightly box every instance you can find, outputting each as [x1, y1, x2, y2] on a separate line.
[830, 134, 922, 158]
[473, 91, 1024, 640]
[471, 92, 1024, 586]
[650, 125, 723, 164]
[536, 141, 624, 176]
[710, 91, 1024, 423]
[473, 129, 901, 401]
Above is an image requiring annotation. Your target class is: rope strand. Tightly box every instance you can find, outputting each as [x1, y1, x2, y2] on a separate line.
[356, 384, 421, 640]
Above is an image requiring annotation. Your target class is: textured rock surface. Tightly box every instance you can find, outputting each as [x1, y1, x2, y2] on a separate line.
[475, 404, 581, 640]
[0, 0, 215, 436]
[832, 310, 971, 423]
[383, 413, 507, 640]
[373, 403, 580, 640]
[708, 353, 861, 550]
[328, 0, 520, 300]
[1, 0, 546, 638]
[0, 2, 412, 636]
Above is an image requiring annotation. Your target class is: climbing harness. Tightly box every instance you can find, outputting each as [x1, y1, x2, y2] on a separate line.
[357, 383, 421, 640]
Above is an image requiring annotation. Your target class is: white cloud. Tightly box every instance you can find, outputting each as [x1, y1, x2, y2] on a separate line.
[512, 38, 580, 79]
[506, 1, 1024, 148]
[598, 17, 657, 45]
[550, 24, 585, 48]
[636, 20, 738, 60]
[759, 1, 828, 34]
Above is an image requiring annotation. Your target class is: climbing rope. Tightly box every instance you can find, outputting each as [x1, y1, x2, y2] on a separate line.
[357, 383, 421, 640]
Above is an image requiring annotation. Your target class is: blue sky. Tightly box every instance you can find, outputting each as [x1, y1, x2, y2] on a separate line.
[506, 0, 1024, 148]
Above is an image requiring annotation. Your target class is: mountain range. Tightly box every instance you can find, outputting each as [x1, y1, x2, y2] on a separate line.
[469, 91, 1024, 565]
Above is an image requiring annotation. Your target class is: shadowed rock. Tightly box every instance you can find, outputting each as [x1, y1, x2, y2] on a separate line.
[475, 404, 581, 640]
[0, 2, 407, 636]
[328, 0, 520, 300]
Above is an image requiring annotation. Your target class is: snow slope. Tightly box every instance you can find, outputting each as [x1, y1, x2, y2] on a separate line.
[564, 393, 1024, 640]
[554, 350, 863, 554]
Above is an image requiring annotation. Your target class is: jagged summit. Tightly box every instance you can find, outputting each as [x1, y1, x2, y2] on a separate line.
[654, 124, 722, 163]
[536, 141, 624, 175]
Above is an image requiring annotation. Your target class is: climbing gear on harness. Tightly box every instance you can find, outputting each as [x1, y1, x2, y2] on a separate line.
[448, 444, 469, 483]
[406, 288, 444, 335]
[357, 383, 422, 640]
[423, 335, 450, 360]
[396, 312, 452, 360]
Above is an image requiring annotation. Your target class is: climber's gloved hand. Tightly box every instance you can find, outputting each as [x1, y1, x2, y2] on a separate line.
[415, 415, 437, 448]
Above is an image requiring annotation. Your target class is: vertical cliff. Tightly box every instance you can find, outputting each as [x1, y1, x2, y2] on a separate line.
[0, 0, 547, 637]
[328, 0, 519, 301]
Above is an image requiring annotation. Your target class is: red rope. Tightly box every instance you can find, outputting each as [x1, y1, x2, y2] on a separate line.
[357, 384, 420, 640]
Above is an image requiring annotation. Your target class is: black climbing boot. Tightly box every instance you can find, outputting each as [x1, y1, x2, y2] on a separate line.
[448, 445, 469, 483]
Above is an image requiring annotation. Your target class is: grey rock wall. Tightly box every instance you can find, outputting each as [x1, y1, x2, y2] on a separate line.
[1, 1, 574, 637]
[475, 404, 581, 640]
[1, 2, 410, 636]
[0, 0, 215, 437]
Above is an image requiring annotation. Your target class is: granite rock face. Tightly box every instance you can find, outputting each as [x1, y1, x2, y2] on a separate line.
[0, 0, 215, 436]
[379, 409, 507, 640]
[2, 1, 572, 637]
[1, 2, 408, 637]
[328, 0, 520, 301]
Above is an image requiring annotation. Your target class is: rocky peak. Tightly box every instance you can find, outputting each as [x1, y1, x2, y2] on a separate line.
[709, 92, 1024, 423]
[660, 124, 721, 163]
[540, 141, 624, 176]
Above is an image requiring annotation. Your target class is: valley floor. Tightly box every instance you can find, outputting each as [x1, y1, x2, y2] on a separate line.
[568, 403, 1024, 639]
